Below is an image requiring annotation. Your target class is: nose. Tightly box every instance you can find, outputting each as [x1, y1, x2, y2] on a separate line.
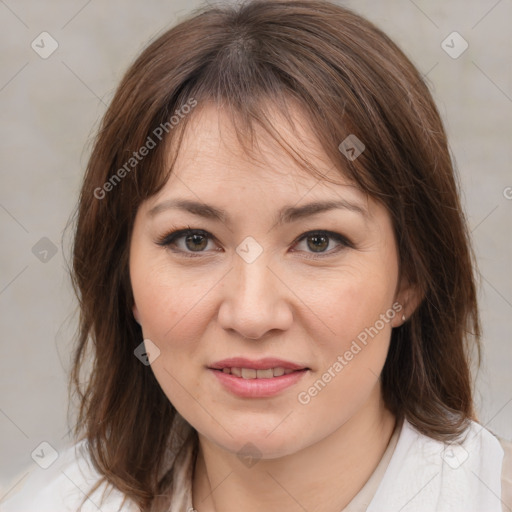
[217, 251, 293, 340]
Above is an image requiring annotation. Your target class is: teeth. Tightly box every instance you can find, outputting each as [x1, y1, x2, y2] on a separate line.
[241, 368, 257, 379]
[219, 367, 300, 378]
[256, 369, 274, 379]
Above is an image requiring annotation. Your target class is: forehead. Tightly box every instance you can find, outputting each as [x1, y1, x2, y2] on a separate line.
[159, 101, 360, 201]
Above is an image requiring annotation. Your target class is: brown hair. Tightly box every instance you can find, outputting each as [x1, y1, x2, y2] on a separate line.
[70, 0, 481, 509]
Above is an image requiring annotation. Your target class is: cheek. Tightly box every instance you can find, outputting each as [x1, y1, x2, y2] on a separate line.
[130, 250, 224, 393]
[297, 263, 397, 400]
[132, 265, 207, 347]
[130, 229, 202, 334]
[292, 280, 396, 440]
[130, 261, 213, 410]
[305, 264, 397, 345]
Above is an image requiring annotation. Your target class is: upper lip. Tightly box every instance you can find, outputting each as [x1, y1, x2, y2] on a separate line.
[209, 357, 308, 371]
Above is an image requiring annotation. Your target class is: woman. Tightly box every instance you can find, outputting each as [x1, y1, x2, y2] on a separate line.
[2, 0, 511, 510]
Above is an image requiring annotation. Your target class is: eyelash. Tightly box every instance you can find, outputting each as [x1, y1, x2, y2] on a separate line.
[155, 225, 353, 259]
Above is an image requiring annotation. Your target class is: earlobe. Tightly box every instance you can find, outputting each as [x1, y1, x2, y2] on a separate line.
[392, 279, 423, 328]
[390, 303, 406, 328]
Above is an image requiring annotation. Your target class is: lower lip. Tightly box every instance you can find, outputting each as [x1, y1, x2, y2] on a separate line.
[209, 368, 308, 398]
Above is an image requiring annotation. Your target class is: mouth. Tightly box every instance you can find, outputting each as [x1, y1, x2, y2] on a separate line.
[207, 358, 310, 398]
[208, 357, 310, 377]
[210, 367, 305, 379]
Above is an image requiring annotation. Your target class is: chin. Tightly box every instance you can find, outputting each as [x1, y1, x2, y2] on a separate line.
[202, 423, 306, 461]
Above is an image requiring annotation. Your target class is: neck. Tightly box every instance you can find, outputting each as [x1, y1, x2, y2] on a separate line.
[192, 385, 397, 512]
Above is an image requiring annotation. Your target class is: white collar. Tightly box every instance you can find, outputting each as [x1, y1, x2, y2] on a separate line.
[366, 418, 505, 511]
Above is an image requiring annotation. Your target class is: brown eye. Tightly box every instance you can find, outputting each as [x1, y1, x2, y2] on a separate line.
[185, 232, 208, 251]
[292, 230, 352, 257]
[156, 228, 218, 256]
[307, 234, 329, 252]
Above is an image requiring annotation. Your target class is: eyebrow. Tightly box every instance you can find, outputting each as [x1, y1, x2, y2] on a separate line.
[148, 198, 368, 225]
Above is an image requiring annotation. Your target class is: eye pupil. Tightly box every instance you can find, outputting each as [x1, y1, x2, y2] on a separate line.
[186, 233, 208, 251]
[307, 234, 329, 252]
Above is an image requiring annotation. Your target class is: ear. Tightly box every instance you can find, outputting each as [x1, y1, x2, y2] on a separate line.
[132, 303, 141, 325]
[391, 277, 423, 328]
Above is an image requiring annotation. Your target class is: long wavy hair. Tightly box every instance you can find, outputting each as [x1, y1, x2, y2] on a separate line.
[70, 0, 481, 509]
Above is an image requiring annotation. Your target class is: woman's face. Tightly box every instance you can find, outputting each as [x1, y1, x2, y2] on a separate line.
[130, 103, 408, 458]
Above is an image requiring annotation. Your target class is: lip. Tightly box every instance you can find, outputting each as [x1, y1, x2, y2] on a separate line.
[209, 367, 309, 398]
[209, 357, 308, 371]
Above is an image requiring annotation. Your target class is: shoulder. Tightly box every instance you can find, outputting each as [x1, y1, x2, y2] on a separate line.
[367, 418, 506, 511]
[0, 439, 139, 512]
[401, 417, 505, 461]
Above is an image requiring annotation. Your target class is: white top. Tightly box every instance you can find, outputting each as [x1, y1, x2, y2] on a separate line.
[1, 418, 510, 512]
[0, 440, 137, 512]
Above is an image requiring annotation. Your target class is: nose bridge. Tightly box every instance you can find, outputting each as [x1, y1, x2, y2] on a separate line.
[235, 252, 273, 307]
[218, 242, 292, 339]
[233, 236, 275, 303]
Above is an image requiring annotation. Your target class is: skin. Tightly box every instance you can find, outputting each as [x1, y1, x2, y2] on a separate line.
[130, 102, 419, 512]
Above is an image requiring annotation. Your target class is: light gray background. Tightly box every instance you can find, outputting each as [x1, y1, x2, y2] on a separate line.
[1, 0, 511, 498]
